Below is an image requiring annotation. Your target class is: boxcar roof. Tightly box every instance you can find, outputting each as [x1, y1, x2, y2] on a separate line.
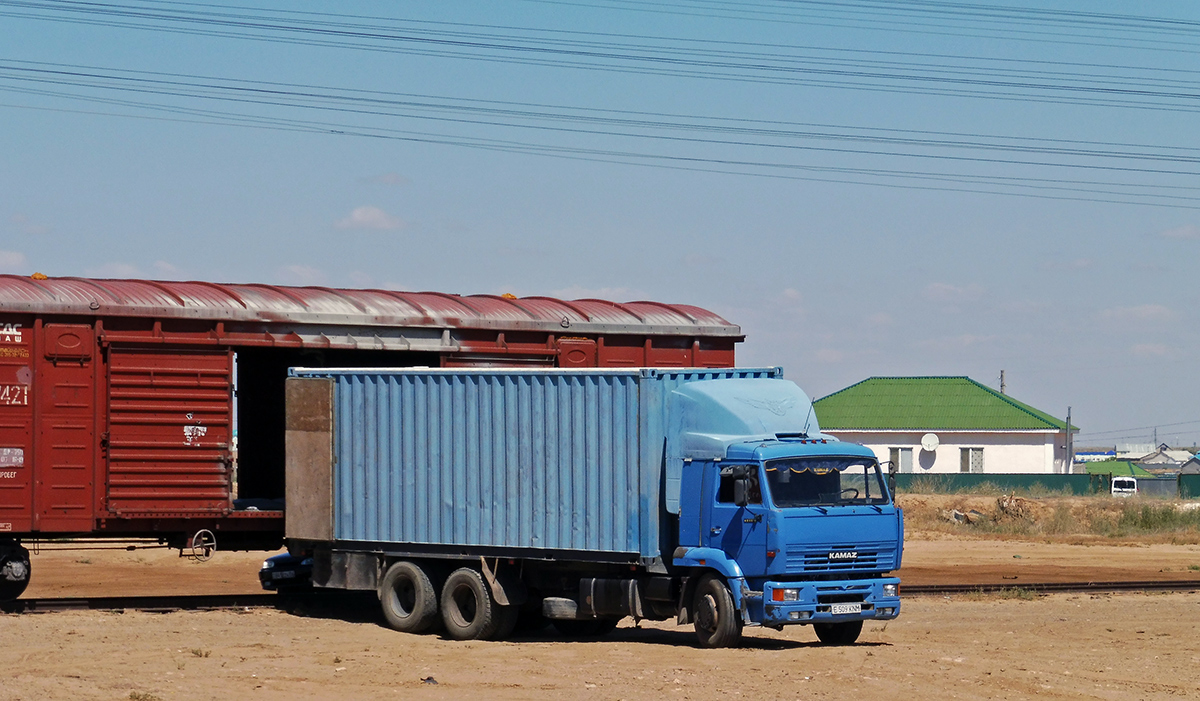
[0, 276, 741, 337]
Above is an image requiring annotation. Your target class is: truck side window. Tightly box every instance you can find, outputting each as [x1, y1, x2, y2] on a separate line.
[717, 467, 761, 504]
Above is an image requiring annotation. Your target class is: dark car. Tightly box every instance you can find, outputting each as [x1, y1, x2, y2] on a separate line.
[258, 552, 314, 592]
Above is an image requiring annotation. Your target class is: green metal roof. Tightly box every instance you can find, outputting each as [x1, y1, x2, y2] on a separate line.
[813, 376, 1073, 431]
[1084, 460, 1153, 477]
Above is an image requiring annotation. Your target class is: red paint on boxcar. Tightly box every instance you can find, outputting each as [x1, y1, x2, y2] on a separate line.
[0, 276, 742, 549]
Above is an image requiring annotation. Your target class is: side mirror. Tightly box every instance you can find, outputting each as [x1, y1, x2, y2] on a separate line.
[733, 477, 749, 507]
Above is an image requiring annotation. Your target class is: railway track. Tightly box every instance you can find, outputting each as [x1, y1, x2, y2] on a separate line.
[905, 580, 1200, 595]
[3, 581, 1199, 614]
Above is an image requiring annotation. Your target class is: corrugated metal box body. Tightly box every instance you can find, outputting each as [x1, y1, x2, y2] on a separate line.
[295, 368, 778, 559]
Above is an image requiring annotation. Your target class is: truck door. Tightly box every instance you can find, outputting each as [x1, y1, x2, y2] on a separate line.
[701, 463, 768, 576]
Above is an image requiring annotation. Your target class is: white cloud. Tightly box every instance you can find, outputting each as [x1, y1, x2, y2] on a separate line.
[0, 250, 27, 273]
[923, 282, 984, 302]
[782, 288, 802, 301]
[1158, 224, 1200, 240]
[550, 285, 642, 301]
[335, 206, 403, 231]
[1099, 304, 1175, 322]
[864, 312, 894, 327]
[278, 264, 328, 286]
[85, 262, 140, 278]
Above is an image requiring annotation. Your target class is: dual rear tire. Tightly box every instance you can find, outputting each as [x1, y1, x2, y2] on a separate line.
[379, 561, 517, 640]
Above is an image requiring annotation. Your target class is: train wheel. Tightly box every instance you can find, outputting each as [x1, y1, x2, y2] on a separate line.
[379, 561, 440, 634]
[0, 543, 30, 602]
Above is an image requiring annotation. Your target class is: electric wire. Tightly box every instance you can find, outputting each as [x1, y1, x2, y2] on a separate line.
[4, 1, 1200, 115]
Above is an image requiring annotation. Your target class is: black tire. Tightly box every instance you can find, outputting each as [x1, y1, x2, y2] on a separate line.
[692, 574, 742, 648]
[551, 618, 619, 638]
[814, 620, 863, 645]
[379, 561, 440, 634]
[440, 567, 504, 640]
[0, 545, 30, 602]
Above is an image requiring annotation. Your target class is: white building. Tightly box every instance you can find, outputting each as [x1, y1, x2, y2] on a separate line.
[813, 376, 1076, 474]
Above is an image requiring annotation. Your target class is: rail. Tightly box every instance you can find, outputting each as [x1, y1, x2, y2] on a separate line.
[4, 580, 1200, 614]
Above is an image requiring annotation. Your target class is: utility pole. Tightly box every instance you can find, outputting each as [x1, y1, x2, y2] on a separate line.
[1000, 370, 1006, 394]
[1065, 406, 1072, 474]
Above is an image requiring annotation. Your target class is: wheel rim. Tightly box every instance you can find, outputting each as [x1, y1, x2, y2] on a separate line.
[696, 592, 718, 634]
[388, 578, 417, 617]
[449, 583, 478, 627]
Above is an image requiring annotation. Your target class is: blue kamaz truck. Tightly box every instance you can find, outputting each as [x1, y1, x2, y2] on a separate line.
[283, 367, 902, 647]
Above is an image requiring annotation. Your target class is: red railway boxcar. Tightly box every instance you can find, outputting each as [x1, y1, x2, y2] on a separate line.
[0, 275, 742, 599]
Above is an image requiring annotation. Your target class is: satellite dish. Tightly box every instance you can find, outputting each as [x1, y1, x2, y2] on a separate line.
[920, 433, 940, 452]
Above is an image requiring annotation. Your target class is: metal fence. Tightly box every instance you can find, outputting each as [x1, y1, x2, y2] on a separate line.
[894, 473, 1193, 499]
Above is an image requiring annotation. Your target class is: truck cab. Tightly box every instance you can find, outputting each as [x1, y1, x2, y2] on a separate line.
[669, 379, 903, 646]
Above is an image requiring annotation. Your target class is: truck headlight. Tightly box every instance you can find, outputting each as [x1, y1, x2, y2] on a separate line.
[772, 588, 801, 602]
[882, 583, 898, 597]
[262, 560, 275, 570]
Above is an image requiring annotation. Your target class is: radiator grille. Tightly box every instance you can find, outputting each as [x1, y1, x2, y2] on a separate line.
[785, 541, 896, 574]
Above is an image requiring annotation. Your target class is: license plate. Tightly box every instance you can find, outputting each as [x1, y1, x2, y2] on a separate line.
[831, 603, 861, 615]
[272, 570, 296, 580]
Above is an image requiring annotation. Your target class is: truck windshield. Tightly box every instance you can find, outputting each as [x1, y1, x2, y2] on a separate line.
[763, 457, 889, 507]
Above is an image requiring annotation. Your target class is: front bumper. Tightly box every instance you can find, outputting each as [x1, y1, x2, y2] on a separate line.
[757, 577, 901, 626]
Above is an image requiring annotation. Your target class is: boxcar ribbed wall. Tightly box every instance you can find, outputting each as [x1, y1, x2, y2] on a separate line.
[331, 371, 647, 557]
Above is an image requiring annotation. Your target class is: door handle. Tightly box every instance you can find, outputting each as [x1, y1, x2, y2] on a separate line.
[710, 526, 722, 535]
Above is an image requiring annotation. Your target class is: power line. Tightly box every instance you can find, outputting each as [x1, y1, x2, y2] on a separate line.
[3, 59, 1200, 207]
[5, 1, 1200, 114]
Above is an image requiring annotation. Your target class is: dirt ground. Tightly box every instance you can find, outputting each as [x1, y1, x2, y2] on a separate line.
[7, 516, 1200, 700]
[3, 591, 1198, 700]
[20, 533, 1200, 599]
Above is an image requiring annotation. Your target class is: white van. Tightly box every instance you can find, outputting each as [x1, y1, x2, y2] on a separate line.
[1111, 476, 1138, 498]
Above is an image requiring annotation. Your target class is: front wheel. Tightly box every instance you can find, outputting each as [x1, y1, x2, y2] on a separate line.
[692, 574, 742, 648]
[814, 620, 862, 645]
[0, 544, 30, 602]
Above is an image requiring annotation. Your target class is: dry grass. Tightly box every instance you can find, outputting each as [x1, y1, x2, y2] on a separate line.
[899, 494, 1200, 543]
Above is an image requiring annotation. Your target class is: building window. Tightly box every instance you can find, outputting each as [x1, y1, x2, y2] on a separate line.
[960, 447, 984, 473]
[889, 447, 913, 473]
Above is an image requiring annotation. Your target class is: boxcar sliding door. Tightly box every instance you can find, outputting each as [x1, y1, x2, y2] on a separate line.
[34, 323, 97, 532]
[105, 347, 234, 516]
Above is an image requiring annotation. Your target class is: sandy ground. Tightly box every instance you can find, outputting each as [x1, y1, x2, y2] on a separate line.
[3, 591, 1198, 700]
[7, 534, 1200, 699]
[19, 534, 1200, 599]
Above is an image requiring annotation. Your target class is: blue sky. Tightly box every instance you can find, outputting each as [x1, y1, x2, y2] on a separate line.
[1, 1, 1198, 446]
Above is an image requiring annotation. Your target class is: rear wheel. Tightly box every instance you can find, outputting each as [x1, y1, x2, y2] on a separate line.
[692, 574, 742, 648]
[0, 543, 30, 602]
[379, 561, 440, 634]
[814, 620, 863, 645]
[440, 567, 508, 640]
